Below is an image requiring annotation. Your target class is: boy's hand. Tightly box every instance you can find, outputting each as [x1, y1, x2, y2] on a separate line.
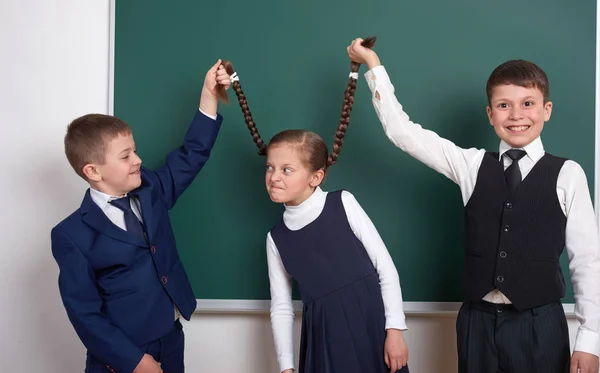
[347, 38, 381, 70]
[201, 59, 231, 99]
[384, 329, 408, 373]
[199, 59, 231, 115]
[570, 351, 599, 373]
[132, 354, 163, 373]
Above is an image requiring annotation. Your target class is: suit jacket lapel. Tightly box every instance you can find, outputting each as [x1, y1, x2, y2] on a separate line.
[80, 190, 147, 247]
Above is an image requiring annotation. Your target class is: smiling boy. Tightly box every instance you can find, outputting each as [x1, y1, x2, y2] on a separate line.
[348, 38, 600, 373]
[51, 60, 230, 373]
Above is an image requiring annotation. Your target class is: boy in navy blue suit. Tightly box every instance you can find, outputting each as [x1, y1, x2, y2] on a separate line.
[51, 60, 231, 373]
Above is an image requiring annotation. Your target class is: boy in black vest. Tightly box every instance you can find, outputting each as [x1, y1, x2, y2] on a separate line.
[348, 38, 600, 373]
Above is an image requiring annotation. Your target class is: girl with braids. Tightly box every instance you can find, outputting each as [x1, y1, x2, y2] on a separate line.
[223, 37, 410, 373]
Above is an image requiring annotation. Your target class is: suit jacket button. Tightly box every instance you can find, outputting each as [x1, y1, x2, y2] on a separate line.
[151, 246, 156, 254]
[161, 276, 168, 284]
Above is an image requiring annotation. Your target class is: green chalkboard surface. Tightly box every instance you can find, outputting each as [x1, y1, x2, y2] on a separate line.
[114, 0, 596, 303]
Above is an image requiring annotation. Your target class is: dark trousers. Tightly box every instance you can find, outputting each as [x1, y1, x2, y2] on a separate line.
[86, 319, 185, 373]
[457, 300, 570, 373]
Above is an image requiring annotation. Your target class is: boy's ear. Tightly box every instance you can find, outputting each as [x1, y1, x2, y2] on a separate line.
[486, 106, 493, 125]
[82, 164, 102, 182]
[310, 169, 325, 187]
[543, 101, 553, 122]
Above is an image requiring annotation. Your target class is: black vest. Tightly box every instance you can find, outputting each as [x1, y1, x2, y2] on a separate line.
[464, 152, 567, 310]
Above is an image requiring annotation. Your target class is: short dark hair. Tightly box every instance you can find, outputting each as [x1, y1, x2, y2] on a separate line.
[486, 59, 549, 105]
[64, 114, 132, 179]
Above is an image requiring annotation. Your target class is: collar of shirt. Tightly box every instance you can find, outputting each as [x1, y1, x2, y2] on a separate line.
[89, 188, 128, 211]
[283, 186, 327, 231]
[498, 136, 545, 163]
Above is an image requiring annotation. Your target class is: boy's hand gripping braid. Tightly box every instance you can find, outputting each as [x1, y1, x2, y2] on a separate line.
[347, 37, 381, 71]
[200, 59, 231, 115]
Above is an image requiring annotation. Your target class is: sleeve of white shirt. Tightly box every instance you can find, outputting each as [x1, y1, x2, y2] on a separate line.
[364, 66, 485, 202]
[341, 190, 408, 330]
[561, 161, 600, 357]
[198, 108, 217, 121]
[266, 233, 295, 372]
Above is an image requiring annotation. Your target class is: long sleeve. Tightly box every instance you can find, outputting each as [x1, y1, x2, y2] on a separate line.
[51, 228, 144, 373]
[341, 191, 407, 330]
[561, 161, 600, 356]
[365, 65, 486, 205]
[147, 109, 222, 209]
[266, 233, 295, 372]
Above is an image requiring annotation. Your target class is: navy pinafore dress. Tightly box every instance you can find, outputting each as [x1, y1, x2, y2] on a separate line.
[270, 191, 409, 373]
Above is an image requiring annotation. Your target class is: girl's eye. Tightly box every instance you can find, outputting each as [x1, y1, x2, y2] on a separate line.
[283, 168, 292, 173]
[266, 165, 273, 171]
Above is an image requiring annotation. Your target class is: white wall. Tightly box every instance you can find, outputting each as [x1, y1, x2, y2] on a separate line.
[0, 1, 591, 372]
[1, 0, 109, 371]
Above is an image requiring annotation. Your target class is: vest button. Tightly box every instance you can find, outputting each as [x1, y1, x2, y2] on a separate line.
[151, 246, 156, 254]
[502, 225, 510, 232]
[506, 202, 513, 209]
[161, 276, 168, 284]
[496, 276, 505, 283]
[500, 251, 507, 258]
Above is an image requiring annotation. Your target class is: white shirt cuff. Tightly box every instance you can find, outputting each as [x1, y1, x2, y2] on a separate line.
[385, 317, 408, 331]
[198, 108, 217, 120]
[574, 328, 600, 357]
[278, 354, 295, 373]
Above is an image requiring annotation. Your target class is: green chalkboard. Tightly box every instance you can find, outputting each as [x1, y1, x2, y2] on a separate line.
[114, 0, 596, 303]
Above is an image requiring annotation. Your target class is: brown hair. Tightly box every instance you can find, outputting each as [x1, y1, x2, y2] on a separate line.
[268, 129, 329, 172]
[64, 114, 132, 179]
[486, 59, 550, 105]
[220, 60, 267, 155]
[222, 36, 376, 169]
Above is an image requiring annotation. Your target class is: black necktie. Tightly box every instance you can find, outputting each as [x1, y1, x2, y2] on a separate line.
[109, 196, 146, 241]
[504, 149, 527, 192]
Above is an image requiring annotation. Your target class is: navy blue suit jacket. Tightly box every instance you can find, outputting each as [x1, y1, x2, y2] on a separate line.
[51, 110, 222, 373]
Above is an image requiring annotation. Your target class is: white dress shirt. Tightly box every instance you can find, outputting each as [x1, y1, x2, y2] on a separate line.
[363, 65, 600, 356]
[266, 186, 407, 372]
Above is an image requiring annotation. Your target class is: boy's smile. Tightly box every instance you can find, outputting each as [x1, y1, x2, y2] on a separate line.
[487, 84, 552, 148]
[507, 125, 529, 132]
[89, 133, 143, 196]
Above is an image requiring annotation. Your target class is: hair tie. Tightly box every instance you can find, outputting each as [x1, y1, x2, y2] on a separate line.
[230, 72, 239, 82]
[349, 72, 359, 80]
